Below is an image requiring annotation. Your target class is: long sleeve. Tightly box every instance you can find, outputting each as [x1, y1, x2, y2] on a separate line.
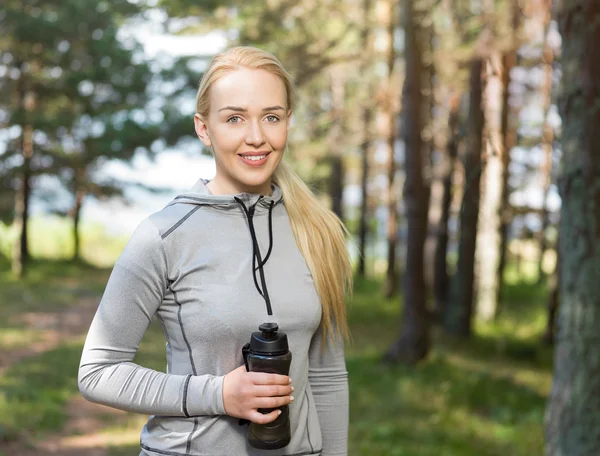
[77, 218, 225, 417]
[307, 321, 349, 456]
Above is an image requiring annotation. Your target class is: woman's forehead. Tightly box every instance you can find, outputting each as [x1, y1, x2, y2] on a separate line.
[210, 68, 287, 111]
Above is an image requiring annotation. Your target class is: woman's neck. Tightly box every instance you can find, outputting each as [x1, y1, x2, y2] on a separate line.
[206, 177, 272, 196]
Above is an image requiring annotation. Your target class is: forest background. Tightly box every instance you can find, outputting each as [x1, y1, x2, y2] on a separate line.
[1, 0, 597, 455]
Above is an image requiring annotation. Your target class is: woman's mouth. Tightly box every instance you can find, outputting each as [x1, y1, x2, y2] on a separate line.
[239, 152, 271, 167]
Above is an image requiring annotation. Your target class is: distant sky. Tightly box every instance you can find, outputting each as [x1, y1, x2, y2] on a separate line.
[83, 14, 228, 235]
[22, 9, 562, 239]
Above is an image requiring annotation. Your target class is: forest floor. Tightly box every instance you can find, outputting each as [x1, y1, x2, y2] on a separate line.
[0, 258, 553, 456]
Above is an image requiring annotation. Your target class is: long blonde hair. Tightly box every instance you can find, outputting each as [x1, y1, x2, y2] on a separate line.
[196, 46, 352, 341]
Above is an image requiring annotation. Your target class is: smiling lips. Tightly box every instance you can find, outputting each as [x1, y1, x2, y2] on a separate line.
[239, 151, 271, 166]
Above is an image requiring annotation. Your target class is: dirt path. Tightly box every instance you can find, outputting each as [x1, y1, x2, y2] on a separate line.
[1, 296, 135, 456]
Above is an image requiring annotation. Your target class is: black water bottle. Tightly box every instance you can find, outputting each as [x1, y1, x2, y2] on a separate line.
[242, 322, 293, 449]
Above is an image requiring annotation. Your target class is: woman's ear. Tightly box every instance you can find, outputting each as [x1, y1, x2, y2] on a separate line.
[194, 114, 212, 147]
[286, 110, 292, 130]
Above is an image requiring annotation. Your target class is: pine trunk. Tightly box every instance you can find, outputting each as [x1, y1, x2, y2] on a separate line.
[433, 92, 461, 321]
[495, 0, 520, 313]
[328, 70, 345, 223]
[537, 4, 555, 285]
[384, 0, 398, 298]
[543, 238, 560, 345]
[358, 108, 371, 277]
[357, 0, 374, 278]
[72, 188, 84, 262]
[12, 67, 33, 279]
[329, 155, 344, 223]
[475, 53, 504, 321]
[545, 2, 600, 455]
[384, 0, 430, 364]
[444, 59, 485, 338]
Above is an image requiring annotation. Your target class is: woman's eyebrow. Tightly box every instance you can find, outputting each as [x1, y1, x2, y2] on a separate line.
[218, 105, 286, 113]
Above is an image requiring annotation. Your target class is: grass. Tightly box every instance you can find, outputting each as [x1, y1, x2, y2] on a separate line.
[0, 257, 553, 455]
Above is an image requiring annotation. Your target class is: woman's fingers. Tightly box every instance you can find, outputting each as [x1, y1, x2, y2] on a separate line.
[253, 384, 294, 398]
[248, 408, 282, 425]
[253, 394, 294, 410]
[222, 365, 294, 424]
[248, 371, 291, 386]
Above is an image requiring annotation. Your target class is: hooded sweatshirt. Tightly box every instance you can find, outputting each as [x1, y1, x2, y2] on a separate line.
[77, 178, 349, 456]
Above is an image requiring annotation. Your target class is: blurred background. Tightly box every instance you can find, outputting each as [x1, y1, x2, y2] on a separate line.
[0, 0, 584, 455]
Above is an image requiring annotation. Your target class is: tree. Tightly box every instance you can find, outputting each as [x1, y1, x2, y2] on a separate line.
[0, 0, 66, 277]
[444, 58, 485, 337]
[357, 0, 375, 278]
[475, 50, 505, 322]
[537, 0, 556, 285]
[433, 90, 461, 320]
[382, 0, 400, 298]
[545, 1, 600, 454]
[496, 0, 520, 311]
[384, 0, 430, 364]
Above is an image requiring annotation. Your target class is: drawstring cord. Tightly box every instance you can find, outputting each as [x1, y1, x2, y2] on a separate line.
[234, 196, 276, 316]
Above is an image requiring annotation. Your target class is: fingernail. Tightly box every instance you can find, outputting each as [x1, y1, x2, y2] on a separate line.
[290, 396, 294, 402]
[288, 378, 292, 383]
[277, 409, 282, 416]
[291, 386, 295, 392]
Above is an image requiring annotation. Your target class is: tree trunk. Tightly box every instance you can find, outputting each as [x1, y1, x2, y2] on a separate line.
[545, 2, 600, 454]
[72, 186, 85, 262]
[475, 52, 504, 321]
[433, 91, 461, 321]
[383, 0, 399, 298]
[444, 59, 485, 338]
[384, 0, 430, 364]
[358, 110, 372, 278]
[537, 4, 556, 285]
[12, 66, 34, 278]
[329, 155, 344, 222]
[328, 70, 345, 223]
[496, 0, 520, 312]
[543, 237, 560, 346]
[357, 0, 374, 278]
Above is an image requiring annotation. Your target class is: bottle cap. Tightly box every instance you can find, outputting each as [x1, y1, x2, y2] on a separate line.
[249, 322, 289, 355]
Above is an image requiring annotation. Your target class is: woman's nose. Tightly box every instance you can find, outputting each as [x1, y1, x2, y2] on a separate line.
[245, 120, 266, 146]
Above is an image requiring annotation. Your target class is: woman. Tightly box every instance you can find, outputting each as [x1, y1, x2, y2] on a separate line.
[78, 46, 352, 456]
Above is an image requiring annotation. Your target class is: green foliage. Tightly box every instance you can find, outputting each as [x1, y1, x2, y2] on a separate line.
[345, 275, 550, 455]
[0, 342, 84, 440]
[0, 216, 129, 267]
[0, 251, 550, 453]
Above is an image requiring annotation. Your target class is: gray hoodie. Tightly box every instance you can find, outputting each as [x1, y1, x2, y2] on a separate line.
[78, 178, 348, 456]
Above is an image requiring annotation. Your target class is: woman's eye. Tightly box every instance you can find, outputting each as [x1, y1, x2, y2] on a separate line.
[266, 115, 280, 122]
[227, 116, 241, 123]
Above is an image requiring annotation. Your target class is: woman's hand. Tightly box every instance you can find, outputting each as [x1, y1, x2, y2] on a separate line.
[222, 365, 294, 424]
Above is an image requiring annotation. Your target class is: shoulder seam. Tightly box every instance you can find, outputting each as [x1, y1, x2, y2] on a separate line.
[161, 205, 203, 240]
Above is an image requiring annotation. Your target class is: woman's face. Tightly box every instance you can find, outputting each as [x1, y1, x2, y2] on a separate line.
[194, 68, 292, 196]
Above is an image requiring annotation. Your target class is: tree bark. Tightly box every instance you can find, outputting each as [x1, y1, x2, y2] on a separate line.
[328, 70, 345, 223]
[475, 52, 504, 321]
[433, 91, 461, 321]
[384, 0, 430, 364]
[444, 59, 485, 338]
[545, 1, 600, 454]
[543, 238, 560, 346]
[72, 176, 85, 262]
[383, 0, 399, 298]
[357, 0, 374, 278]
[496, 0, 520, 312]
[358, 107, 372, 277]
[329, 155, 344, 222]
[537, 3, 556, 285]
[12, 65, 34, 278]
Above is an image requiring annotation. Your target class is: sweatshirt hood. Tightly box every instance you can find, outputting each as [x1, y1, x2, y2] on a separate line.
[167, 178, 284, 214]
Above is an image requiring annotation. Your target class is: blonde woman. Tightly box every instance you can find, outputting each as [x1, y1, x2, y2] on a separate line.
[78, 46, 352, 456]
